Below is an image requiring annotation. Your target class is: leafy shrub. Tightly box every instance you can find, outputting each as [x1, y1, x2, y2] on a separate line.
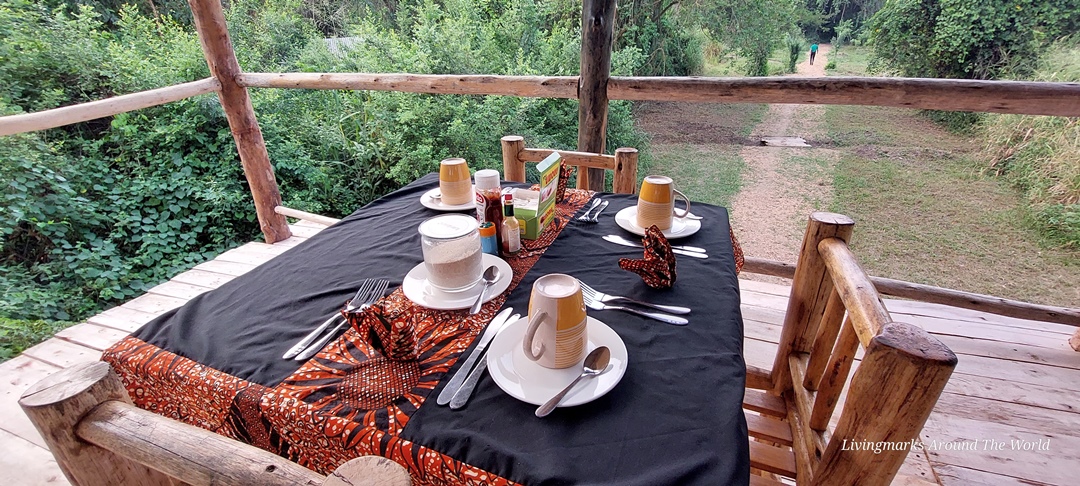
[785, 34, 804, 73]
[0, 317, 74, 361]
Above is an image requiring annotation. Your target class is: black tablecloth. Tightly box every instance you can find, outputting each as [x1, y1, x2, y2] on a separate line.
[128, 173, 749, 485]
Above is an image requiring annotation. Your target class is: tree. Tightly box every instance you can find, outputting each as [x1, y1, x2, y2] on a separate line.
[867, 0, 1080, 80]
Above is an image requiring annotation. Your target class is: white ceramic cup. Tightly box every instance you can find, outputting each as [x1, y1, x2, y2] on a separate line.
[636, 175, 691, 230]
[522, 274, 588, 369]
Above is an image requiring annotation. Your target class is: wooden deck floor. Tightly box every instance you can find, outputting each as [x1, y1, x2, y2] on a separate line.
[2, 221, 1077, 485]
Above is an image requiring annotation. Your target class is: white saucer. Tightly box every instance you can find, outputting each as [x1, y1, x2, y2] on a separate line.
[420, 187, 476, 212]
[487, 316, 628, 407]
[402, 254, 512, 310]
[614, 206, 701, 239]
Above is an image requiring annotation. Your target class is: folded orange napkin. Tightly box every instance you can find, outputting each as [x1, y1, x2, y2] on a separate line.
[619, 225, 677, 289]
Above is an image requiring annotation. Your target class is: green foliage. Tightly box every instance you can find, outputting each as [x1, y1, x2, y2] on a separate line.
[825, 59, 837, 70]
[984, 39, 1080, 248]
[0, 317, 73, 361]
[867, 0, 1080, 80]
[615, 0, 705, 76]
[713, 0, 804, 76]
[785, 34, 805, 73]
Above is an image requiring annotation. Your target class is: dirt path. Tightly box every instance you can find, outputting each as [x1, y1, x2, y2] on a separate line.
[730, 44, 838, 280]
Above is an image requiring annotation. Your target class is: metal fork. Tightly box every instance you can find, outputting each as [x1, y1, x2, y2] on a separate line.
[294, 278, 390, 361]
[581, 285, 688, 325]
[577, 198, 602, 221]
[579, 281, 691, 315]
[587, 200, 610, 223]
[282, 279, 380, 359]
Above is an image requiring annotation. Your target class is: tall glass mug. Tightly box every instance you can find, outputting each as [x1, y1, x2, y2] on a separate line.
[418, 214, 482, 292]
[439, 158, 473, 206]
[522, 274, 588, 369]
[636, 175, 691, 230]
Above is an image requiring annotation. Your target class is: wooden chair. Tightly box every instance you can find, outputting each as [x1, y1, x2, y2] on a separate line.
[742, 213, 957, 485]
[500, 135, 639, 194]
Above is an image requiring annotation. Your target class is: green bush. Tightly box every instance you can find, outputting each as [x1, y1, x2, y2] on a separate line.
[0, 317, 74, 361]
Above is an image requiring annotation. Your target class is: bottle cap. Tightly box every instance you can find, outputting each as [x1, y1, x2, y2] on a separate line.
[474, 169, 501, 191]
[478, 221, 496, 237]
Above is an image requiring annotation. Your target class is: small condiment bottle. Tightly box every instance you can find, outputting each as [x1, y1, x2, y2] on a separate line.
[474, 169, 503, 250]
[479, 222, 499, 256]
[501, 193, 521, 256]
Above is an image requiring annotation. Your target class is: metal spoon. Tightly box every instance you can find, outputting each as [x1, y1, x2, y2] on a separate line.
[535, 346, 611, 417]
[469, 266, 500, 314]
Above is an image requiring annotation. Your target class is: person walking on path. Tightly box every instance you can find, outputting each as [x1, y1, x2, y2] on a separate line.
[809, 43, 818, 65]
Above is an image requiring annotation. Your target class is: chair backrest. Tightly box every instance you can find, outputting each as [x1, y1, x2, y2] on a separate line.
[765, 212, 958, 485]
[500, 135, 639, 194]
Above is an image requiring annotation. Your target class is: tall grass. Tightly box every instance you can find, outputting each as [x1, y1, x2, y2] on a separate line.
[984, 39, 1080, 248]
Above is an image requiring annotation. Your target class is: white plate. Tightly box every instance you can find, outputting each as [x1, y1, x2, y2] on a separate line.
[487, 316, 628, 407]
[614, 206, 701, 239]
[420, 187, 476, 212]
[403, 254, 512, 310]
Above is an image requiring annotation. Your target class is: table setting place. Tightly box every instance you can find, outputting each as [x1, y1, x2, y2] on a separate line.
[101, 156, 749, 485]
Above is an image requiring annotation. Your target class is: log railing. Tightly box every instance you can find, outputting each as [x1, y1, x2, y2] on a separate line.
[762, 212, 958, 484]
[19, 361, 411, 486]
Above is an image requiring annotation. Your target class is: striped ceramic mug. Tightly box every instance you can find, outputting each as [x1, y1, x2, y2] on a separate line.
[636, 175, 691, 230]
[523, 274, 588, 369]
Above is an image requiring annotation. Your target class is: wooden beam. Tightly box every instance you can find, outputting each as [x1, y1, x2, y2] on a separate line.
[501, 135, 527, 183]
[0, 78, 220, 137]
[607, 76, 1080, 117]
[576, 0, 616, 192]
[188, 0, 290, 243]
[237, 73, 578, 98]
[809, 316, 860, 431]
[818, 237, 892, 346]
[612, 147, 638, 194]
[274, 206, 340, 227]
[803, 289, 845, 391]
[814, 322, 956, 485]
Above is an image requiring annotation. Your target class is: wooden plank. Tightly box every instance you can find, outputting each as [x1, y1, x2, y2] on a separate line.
[268, 235, 308, 248]
[0, 428, 68, 485]
[875, 279, 1080, 329]
[274, 206, 340, 226]
[288, 224, 325, 238]
[887, 298, 1077, 335]
[952, 352, 1080, 392]
[54, 323, 130, 352]
[901, 312, 1073, 351]
[743, 388, 787, 418]
[739, 278, 793, 298]
[0, 356, 62, 448]
[169, 269, 238, 290]
[21, 339, 102, 369]
[86, 306, 158, 333]
[933, 333, 1080, 371]
[934, 463, 1054, 486]
[746, 412, 793, 447]
[760, 136, 810, 147]
[120, 293, 187, 316]
[213, 243, 288, 266]
[749, 440, 798, 478]
[932, 391, 1080, 437]
[943, 372, 1080, 414]
[745, 337, 780, 376]
[192, 259, 257, 277]
[606, 76, 1080, 117]
[922, 413, 1080, 485]
[0, 78, 219, 137]
[147, 280, 212, 301]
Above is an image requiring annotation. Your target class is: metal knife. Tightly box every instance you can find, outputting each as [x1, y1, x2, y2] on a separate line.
[436, 307, 515, 405]
[602, 235, 709, 259]
[449, 313, 520, 410]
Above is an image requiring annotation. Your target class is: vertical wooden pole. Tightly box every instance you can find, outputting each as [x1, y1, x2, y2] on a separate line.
[188, 0, 291, 243]
[20, 361, 173, 485]
[577, 0, 616, 192]
[501, 135, 526, 183]
[612, 147, 638, 194]
[813, 322, 956, 485]
[771, 212, 854, 395]
[1070, 328, 1080, 351]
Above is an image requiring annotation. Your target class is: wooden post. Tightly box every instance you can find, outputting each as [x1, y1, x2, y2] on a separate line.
[19, 361, 174, 485]
[188, 0, 290, 243]
[501, 135, 526, 183]
[577, 0, 616, 192]
[772, 212, 855, 395]
[612, 147, 638, 194]
[1070, 328, 1080, 352]
[323, 456, 411, 486]
[814, 322, 956, 485]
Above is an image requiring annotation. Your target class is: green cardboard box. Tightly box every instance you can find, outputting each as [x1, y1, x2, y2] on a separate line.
[512, 152, 561, 240]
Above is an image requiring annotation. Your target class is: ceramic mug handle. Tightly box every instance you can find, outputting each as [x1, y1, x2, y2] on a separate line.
[522, 311, 549, 361]
[673, 189, 691, 219]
